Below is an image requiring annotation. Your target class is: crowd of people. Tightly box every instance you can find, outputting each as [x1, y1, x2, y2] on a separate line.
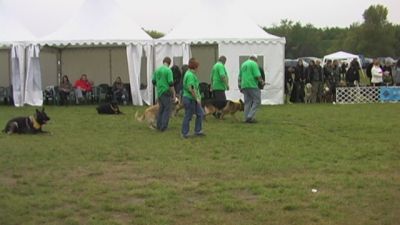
[285, 58, 400, 103]
[54, 74, 129, 105]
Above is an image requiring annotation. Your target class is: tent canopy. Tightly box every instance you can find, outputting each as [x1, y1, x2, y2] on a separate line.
[0, 1, 37, 47]
[157, 2, 284, 44]
[39, 0, 152, 46]
[156, 1, 285, 105]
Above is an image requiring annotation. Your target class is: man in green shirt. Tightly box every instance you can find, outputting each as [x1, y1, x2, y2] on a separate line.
[239, 55, 265, 123]
[210, 56, 229, 117]
[152, 57, 176, 131]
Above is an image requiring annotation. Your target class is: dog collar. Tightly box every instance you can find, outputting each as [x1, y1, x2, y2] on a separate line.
[29, 116, 41, 130]
[110, 105, 118, 112]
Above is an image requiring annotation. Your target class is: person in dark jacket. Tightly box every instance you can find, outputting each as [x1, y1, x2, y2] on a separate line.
[382, 59, 393, 86]
[366, 62, 373, 84]
[290, 59, 306, 103]
[284, 66, 294, 103]
[307, 60, 323, 103]
[332, 60, 341, 101]
[171, 65, 183, 96]
[346, 60, 360, 87]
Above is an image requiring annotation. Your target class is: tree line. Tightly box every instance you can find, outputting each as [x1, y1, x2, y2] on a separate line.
[145, 5, 399, 59]
[264, 5, 399, 59]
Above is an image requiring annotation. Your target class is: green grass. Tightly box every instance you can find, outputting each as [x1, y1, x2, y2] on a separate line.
[0, 103, 399, 225]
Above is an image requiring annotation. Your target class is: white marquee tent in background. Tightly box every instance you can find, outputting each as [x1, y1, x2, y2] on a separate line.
[0, 0, 42, 107]
[155, 0, 286, 104]
[39, 0, 153, 105]
[322, 51, 362, 67]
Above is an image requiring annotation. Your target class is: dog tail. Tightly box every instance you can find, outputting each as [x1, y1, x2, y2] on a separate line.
[135, 111, 145, 122]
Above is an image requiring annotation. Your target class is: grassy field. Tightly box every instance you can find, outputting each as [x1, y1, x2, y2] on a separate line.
[0, 103, 399, 225]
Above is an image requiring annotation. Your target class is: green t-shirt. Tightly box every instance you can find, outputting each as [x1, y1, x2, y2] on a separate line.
[239, 59, 261, 89]
[183, 70, 201, 101]
[211, 62, 228, 91]
[152, 65, 173, 98]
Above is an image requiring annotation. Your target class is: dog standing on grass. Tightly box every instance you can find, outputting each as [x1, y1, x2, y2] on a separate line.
[3, 108, 50, 134]
[202, 99, 244, 121]
[304, 83, 312, 103]
[135, 98, 180, 129]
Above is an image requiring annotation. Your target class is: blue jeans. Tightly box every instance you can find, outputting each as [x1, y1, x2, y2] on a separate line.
[157, 93, 172, 131]
[181, 97, 204, 136]
[242, 88, 261, 120]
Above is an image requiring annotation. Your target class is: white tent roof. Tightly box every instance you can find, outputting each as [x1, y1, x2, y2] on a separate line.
[158, 1, 285, 44]
[0, 1, 37, 47]
[323, 51, 362, 67]
[40, 0, 152, 46]
[323, 51, 359, 61]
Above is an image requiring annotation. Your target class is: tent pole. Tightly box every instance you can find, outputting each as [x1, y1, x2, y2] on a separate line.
[109, 48, 112, 85]
[8, 49, 11, 87]
[57, 48, 62, 85]
[152, 44, 156, 104]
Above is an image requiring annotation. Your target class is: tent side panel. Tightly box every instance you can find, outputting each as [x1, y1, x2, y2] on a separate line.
[190, 44, 218, 82]
[219, 42, 285, 105]
[62, 48, 110, 85]
[40, 47, 58, 87]
[111, 47, 129, 84]
[0, 49, 10, 86]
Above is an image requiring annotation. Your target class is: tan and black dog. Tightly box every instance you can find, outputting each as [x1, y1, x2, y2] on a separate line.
[135, 98, 180, 129]
[203, 99, 244, 121]
[3, 108, 50, 134]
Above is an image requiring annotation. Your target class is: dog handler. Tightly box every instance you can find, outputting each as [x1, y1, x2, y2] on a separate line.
[181, 58, 205, 138]
[239, 55, 265, 123]
[210, 56, 229, 116]
[152, 57, 176, 131]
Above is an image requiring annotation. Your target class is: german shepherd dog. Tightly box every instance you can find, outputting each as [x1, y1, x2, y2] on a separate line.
[321, 82, 333, 103]
[203, 99, 244, 121]
[135, 98, 180, 129]
[3, 108, 50, 134]
[96, 102, 123, 115]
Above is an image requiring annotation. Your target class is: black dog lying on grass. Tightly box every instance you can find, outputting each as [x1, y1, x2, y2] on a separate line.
[96, 102, 123, 115]
[3, 108, 50, 134]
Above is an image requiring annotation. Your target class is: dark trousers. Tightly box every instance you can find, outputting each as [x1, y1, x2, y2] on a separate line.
[212, 90, 227, 109]
[157, 93, 172, 131]
[59, 91, 69, 105]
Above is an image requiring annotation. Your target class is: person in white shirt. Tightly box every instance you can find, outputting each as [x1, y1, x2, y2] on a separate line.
[371, 59, 383, 87]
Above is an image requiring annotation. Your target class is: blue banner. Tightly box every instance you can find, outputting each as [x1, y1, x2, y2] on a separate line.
[380, 87, 400, 101]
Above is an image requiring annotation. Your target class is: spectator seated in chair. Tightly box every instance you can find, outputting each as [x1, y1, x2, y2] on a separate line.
[59, 75, 73, 106]
[112, 76, 129, 105]
[74, 74, 93, 104]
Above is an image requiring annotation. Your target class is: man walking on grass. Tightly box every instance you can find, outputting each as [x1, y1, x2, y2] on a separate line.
[152, 57, 176, 131]
[239, 55, 265, 123]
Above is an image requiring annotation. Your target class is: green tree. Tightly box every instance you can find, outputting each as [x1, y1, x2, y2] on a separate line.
[265, 20, 325, 58]
[263, 4, 399, 58]
[144, 30, 165, 39]
[351, 5, 396, 57]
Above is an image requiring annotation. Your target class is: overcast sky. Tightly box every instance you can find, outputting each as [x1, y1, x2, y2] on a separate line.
[2, 0, 400, 37]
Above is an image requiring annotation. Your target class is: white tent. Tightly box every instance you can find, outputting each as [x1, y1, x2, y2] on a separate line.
[0, 1, 42, 106]
[155, 1, 286, 105]
[39, 0, 154, 105]
[0, 1, 37, 47]
[322, 51, 362, 68]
